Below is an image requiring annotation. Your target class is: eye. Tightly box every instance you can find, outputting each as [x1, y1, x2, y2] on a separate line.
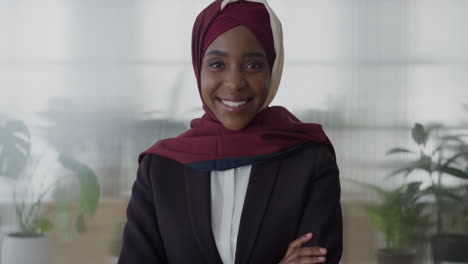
[246, 61, 264, 70]
[208, 61, 224, 69]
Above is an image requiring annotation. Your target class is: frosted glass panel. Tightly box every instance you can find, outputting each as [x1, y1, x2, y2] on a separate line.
[1, 1, 467, 264]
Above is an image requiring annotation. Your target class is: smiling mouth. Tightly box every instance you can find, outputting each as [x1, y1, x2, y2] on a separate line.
[216, 97, 253, 111]
[221, 99, 247, 107]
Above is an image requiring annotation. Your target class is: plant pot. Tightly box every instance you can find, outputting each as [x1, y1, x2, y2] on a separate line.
[431, 234, 468, 264]
[0, 232, 50, 264]
[377, 249, 416, 264]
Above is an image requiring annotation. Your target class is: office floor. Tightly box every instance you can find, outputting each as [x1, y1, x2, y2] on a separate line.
[45, 200, 431, 264]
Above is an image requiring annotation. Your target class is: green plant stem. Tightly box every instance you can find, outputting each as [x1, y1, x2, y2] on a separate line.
[14, 176, 65, 235]
[436, 168, 443, 235]
[424, 145, 442, 235]
[435, 144, 446, 235]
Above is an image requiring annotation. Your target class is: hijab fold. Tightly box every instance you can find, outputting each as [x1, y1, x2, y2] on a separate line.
[139, 0, 335, 171]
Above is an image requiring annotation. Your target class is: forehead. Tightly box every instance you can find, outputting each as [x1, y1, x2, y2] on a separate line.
[204, 26, 266, 55]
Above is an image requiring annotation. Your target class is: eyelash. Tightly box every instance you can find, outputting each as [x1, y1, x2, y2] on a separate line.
[246, 61, 264, 69]
[207, 61, 264, 70]
[208, 61, 224, 68]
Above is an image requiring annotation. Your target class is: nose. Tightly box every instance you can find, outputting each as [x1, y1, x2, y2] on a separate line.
[223, 68, 247, 91]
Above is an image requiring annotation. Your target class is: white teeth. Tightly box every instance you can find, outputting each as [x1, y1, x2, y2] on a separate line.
[221, 100, 247, 107]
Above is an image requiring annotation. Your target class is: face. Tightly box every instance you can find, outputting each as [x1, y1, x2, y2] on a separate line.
[200, 26, 271, 131]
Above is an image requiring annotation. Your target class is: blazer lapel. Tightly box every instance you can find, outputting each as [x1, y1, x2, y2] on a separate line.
[235, 159, 282, 264]
[185, 166, 223, 264]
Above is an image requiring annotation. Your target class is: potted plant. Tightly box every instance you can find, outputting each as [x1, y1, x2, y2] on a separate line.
[349, 180, 431, 264]
[430, 135, 468, 264]
[0, 119, 100, 264]
[386, 123, 468, 264]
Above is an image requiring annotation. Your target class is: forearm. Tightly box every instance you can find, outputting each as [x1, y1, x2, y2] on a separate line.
[295, 145, 343, 263]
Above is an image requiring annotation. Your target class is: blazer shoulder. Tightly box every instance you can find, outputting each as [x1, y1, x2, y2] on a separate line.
[138, 154, 187, 184]
[141, 153, 186, 169]
[287, 142, 335, 161]
[276, 143, 338, 179]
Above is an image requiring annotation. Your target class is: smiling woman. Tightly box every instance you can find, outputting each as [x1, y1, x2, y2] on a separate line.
[118, 1, 343, 264]
[201, 25, 271, 130]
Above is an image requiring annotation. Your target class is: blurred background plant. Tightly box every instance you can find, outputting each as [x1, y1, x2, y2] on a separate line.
[350, 180, 432, 252]
[442, 103, 468, 234]
[0, 120, 31, 180]
[386, 121, 468, 235]
[0, 119, 100, 241]
[385, 116, 468, 264]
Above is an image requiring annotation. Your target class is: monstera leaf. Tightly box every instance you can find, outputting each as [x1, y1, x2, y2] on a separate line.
[58, 154, 100, 221]
[0, 120, 31, 178]
[58, 154, 99, 215]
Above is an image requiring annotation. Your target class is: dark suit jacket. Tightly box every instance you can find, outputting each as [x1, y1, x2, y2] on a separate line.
[118, 143, 343, 264]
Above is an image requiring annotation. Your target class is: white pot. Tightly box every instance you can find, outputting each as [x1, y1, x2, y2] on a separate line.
[0, 233, 50, 264]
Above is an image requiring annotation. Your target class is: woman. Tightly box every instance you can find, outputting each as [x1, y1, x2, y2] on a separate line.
[119, 0, 343, 263]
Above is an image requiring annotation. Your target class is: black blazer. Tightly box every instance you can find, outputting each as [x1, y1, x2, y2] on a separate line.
[119, 143, 343, 264]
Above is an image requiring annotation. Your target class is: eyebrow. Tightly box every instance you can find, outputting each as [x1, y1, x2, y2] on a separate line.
[204, 50, 266, 58]
[243, 52, 266, 58]
[204, 50, 228, 57]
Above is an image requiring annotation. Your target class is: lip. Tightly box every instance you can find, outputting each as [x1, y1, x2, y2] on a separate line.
[216, 97, 252, 113]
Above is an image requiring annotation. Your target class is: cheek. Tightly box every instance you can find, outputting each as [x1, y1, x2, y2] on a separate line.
[254, 76, 270, 101]
[200, 73, 218, 103]
[262, 79, 270, 95]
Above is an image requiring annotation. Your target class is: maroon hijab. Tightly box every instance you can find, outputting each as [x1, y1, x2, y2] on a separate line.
[139, 0, 335, 171]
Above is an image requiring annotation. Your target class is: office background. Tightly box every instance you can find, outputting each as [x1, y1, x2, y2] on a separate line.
[1, 0, 468, 263]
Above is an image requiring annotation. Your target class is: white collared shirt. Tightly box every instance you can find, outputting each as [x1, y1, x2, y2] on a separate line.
[210, 165, 252, 264]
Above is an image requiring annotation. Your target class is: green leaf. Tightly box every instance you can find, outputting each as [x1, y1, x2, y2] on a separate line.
[345, 179, 432, 249]
[362, 182, 432, 249]
[366, 206, 394, 238]
[412, 123, 428, 146]
[386, 147, 415, 155]
[442, 152, 466, 169]
[401, 182, 423, 203]
[422, 185, 462, 201]
[58, 154, 100, 217]
[0, 120, 31, 178]
[78, 167, 100, 217]
[33, 218, 54, 234]
[388, 166, 414, 178]
[437, 165, 468, 180]
[388, 155, 432, 178]
[438, 134, 468, 144]
[75, 212, 87, 234]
